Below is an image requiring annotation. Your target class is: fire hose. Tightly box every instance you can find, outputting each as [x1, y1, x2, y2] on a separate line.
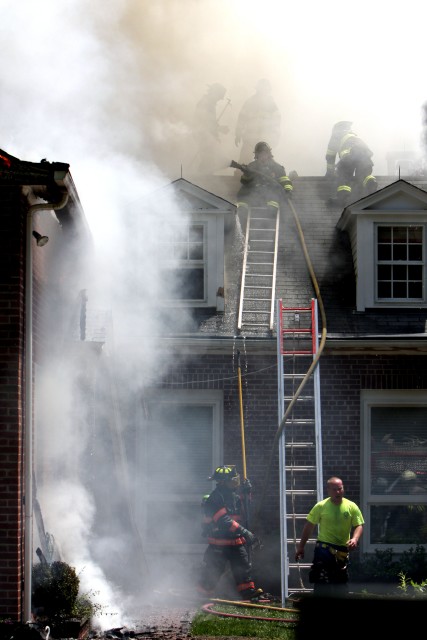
[201, 599, 299, 624]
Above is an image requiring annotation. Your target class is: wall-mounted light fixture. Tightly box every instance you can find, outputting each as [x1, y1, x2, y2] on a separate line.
[32, 230, 49, 247]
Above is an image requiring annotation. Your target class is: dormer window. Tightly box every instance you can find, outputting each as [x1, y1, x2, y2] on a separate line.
[159, 222, 206, 302]
[151, 178, 235, 311]
[337, 180, 427, 311]
[376, 224, 424, 302]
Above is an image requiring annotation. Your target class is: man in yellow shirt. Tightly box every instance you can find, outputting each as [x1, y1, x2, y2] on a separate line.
[295, 477, 364, 595]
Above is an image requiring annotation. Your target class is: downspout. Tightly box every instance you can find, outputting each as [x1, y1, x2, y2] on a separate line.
[24, 190, 69, 622]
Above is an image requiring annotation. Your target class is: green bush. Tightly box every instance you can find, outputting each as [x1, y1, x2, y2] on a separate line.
[350, 545, 427, 585]
[32, 561, 79, 619]
[32, 561, 98, 622]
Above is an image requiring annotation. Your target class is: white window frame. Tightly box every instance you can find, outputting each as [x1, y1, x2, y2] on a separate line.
[356, 214, 427, 310]
[158, 212, 224, 310]
[136, 389, 223, 554]
[375, 223, 424, 303]
[361, 389, 427, 553]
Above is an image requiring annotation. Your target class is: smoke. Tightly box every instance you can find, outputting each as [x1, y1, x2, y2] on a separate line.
[2, 0, 427, 625]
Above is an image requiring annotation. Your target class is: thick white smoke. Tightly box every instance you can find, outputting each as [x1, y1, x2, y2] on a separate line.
[2, 0, 427, 626]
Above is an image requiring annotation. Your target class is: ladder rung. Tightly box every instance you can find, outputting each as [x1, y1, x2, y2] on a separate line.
[245, 273, 273, 277]
[285, 489, 317, 495]
[283, 373, 307, 378]
[285, 443, 314, 448]
[285, 466, 317, 471]
[241, 324, 271, 329]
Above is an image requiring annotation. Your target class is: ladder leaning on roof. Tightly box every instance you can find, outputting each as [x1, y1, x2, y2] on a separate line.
[237, 206, 280, 334]
[277, 298, 323, 599]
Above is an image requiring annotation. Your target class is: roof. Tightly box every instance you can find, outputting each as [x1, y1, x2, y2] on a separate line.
[181, 173, 427, 344]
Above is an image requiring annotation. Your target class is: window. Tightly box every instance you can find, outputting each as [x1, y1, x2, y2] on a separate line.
[376, 225, 424, 301]
[136, 390, 223, 551]
[336, 180, 427, 310]
[362, 390, 427, 552]
[159, 223, 206, 302]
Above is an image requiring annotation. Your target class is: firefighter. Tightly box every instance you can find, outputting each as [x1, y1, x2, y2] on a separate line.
[235, 78, 281, 165]
[325, 121, 378, 206]
[197, 465, 264, 601]
[236, 141, 293, 215]
[192, 82, 230, 174]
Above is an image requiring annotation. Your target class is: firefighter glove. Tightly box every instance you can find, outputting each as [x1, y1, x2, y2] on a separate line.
[240, 528, 257, 545]
[242, 478, 252, 493]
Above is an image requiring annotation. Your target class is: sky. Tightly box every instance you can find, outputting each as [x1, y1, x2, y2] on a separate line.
[3, 0, 427, 625]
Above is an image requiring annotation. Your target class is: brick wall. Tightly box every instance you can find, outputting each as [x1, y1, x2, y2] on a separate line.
[0, 186, 26, 619]
[155, 350, 427, 537]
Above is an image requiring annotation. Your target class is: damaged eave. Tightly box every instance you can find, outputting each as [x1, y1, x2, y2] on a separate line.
[324, 335, 427, 355]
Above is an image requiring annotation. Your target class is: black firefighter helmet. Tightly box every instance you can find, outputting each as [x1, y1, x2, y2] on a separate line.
[254, 141, 272, 158]
[209, 465, 241, 488]
[332, 121, 353, 134]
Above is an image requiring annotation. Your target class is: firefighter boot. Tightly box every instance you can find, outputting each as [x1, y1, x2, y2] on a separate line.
[240, 587, 265, 602]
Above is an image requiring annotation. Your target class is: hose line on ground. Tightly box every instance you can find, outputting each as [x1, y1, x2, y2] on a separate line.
[201, 601, 299, 623]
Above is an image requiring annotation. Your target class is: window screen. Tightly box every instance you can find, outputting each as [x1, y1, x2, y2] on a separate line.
[369, 406, 427, 546]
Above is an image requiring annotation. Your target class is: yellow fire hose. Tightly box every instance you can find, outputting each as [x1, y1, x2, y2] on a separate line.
[237, 350, 247, 481]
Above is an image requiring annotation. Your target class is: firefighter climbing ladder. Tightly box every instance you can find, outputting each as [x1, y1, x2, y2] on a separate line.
[277, 298, 323, 599]
[237, 206, 279, 333]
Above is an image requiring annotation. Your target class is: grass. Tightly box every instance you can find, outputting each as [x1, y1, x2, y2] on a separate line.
[190, 600, 299, 639]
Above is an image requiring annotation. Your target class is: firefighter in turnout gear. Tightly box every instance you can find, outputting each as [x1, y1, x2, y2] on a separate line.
[325, 121, 377, 206]
[198, 465, 264, 601]
[236, 141, 293, 215]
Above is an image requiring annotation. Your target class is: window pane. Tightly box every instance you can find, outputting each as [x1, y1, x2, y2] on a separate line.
[408, 245, 423, 261]
[393, 245, 407, 261]
[160, 268, 204, 300]
[378, 227, 392, 242]
[189, 243, 204, 260]
[189, 225, 204, 242]
[146, 403, 214, 494]
[377, 281, 391, 298]
[370, 505, 427, 545]
[378, 245, 391, 261]
[393, 281, 407, 298]
[371, 407, 427, 494]
[393, 227, 407, 243]
[393, 265, 407, 280]
[376, 225, 425, 301]
[408, 281, 423, 298]
[408, 227, 422, 242]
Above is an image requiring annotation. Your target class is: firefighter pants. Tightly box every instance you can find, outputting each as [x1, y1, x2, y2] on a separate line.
[199, 543, 253, 594]
[335, 149, 377, 201]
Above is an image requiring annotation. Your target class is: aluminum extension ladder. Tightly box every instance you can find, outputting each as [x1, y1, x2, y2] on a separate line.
[276, 299, 323, 601]
[237, 206, 280, 334]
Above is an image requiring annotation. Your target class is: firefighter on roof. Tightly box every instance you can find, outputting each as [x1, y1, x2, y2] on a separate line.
[198, 465, 264, 601]
[325, 121, 378, 206]
[236, 141, 293, 215]
[235, 79, 281, 165]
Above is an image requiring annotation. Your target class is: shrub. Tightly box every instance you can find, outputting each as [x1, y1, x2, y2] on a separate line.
[32, 561, 98, 622]
[350, 545, 427, 585]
